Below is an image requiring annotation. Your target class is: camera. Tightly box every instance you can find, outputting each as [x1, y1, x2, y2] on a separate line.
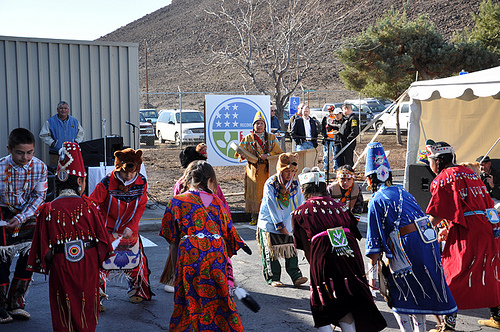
[481, 172, 493, 191]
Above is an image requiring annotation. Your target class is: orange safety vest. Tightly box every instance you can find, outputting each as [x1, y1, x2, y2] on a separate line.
[326, 116, 336, 139]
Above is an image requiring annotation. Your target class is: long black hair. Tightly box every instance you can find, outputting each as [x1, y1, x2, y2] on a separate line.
[181, 160, 217, 194]
[55, 174, 81, 196]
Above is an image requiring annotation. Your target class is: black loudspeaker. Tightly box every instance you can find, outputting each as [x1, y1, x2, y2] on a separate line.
[45, 166, 57, 202]
[80, 136, 124, 167]
[407, 163, 436, 211]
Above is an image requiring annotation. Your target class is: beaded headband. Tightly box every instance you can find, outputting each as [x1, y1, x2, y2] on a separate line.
[425, 139, 454, 158]
[337, 169, 355, 179]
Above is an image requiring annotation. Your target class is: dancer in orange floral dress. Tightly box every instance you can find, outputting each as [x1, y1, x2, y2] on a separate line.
[161, 161, 246, 331]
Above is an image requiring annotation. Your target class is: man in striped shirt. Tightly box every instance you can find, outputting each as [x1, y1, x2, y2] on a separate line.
[0, 128, 47, 324]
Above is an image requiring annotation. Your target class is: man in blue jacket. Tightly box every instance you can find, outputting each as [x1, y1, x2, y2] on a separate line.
[39, 101, 84, 166]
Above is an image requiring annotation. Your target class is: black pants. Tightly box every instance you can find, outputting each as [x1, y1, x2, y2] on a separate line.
[342, 142, 356, 167]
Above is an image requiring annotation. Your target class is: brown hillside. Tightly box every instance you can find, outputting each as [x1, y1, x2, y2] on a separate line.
[98, 0, 482, 109]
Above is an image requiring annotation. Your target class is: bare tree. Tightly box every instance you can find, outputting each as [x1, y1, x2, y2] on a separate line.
[206, 0, 347, 147]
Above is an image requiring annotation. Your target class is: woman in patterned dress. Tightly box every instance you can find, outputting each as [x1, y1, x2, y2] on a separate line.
[161, 160, 246, 331]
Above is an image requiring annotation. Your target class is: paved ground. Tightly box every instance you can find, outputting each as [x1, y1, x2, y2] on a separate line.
[5, 192, 499, 331]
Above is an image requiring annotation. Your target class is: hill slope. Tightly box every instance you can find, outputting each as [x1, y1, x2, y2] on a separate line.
[98, 0, 482, 108]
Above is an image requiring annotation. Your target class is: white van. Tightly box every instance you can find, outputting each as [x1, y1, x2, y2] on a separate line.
[373, 102, 410, 134]
[156, 110, 205, 145]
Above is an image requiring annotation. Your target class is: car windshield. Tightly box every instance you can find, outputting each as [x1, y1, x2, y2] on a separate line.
[175, 112, 204, 123]
[140, 113, 146, 122]
[366, 104, 386, 113]
[141, 110, 158, 118]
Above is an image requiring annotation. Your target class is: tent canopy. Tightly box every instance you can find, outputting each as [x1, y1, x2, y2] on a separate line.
[405, 66, 500, 188]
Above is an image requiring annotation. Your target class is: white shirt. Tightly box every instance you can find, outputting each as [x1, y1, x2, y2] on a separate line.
[303, 117, 311, 139]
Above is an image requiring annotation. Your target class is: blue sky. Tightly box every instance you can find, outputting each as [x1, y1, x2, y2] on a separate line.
[0, 0, 171, 41]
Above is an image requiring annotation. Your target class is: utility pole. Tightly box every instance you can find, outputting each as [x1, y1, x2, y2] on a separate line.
[144, 39, 149, 108]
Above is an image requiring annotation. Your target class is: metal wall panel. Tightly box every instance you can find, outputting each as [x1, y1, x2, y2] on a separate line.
[0, 36, 140, 162]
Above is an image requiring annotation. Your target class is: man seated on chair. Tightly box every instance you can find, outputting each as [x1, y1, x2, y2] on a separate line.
[477, 155, 500, 211]
[327, 165, 364, 221]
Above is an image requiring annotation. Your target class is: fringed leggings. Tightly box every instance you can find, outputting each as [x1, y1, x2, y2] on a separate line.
[393, 313, 426, 332]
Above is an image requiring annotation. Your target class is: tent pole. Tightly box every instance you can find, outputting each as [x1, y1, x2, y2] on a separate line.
[479, 137, 500, 164]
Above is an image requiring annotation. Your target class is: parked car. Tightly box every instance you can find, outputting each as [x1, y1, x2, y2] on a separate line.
[156, 110, 205, 145]
[139, 113, 155, 146]
[375, 98, 394, 107]
[140, 108, 159, 133]
[344, 99, 387, 115]
[373, 101, 410, 134]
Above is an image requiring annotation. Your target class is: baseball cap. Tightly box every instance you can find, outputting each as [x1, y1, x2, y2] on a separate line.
[477, 155, 491, 163]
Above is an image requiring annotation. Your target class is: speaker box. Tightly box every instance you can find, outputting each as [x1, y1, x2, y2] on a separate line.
[407, 163, 436, 211]
[45, 166, 57, 202]
[80, 136, 124, 167]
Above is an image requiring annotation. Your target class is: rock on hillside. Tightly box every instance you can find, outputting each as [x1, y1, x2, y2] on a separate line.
[98, 0, 482, 108]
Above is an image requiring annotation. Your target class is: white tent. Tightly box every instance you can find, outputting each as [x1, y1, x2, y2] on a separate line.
[404, 65, 500, 189]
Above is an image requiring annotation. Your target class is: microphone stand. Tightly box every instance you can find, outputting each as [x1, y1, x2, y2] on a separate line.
[125, 121, 139, 149]
[102, 119, 107, 169]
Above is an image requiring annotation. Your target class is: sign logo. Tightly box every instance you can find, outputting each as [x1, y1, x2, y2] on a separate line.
[289, 96, 300, 116]
[207, 96, 268, 164]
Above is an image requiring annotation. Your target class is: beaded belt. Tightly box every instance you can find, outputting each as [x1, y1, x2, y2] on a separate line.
[463, 210, 486, 216]
[182, 233, 221, 240]
[53, 240, 95, 254]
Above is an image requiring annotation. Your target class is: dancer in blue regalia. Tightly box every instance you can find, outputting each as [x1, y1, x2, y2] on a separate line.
[364, 142, 457, 332]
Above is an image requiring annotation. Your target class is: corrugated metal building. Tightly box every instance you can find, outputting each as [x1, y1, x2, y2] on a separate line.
[0, 35, 140, 163]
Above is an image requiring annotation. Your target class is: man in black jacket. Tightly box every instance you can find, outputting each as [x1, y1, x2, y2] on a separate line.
[291, 105, 318, 151]
[339, 103, 359, 167]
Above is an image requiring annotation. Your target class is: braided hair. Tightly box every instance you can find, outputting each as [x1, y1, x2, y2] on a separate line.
[181, 160, 217, 194]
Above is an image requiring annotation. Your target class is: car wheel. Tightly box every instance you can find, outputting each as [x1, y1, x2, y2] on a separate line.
[175, 132, 180, 146]
[158, 131, 165, 143]
[375, 121, 386, 135]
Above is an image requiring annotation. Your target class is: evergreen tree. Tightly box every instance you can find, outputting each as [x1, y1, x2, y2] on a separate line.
[454, 0, 500, 56]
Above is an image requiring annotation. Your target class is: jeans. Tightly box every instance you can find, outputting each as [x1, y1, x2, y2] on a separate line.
[296, 141, 314, 151]
[323, 140, 341, 170]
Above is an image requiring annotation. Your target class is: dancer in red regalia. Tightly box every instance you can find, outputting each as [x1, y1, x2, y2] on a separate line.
[425, 140, 500, 331]
[89, 148, 153, 308]
[28, 142, 113, 332]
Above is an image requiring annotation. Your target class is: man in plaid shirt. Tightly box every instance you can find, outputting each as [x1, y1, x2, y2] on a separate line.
[0, 128, 47, 324]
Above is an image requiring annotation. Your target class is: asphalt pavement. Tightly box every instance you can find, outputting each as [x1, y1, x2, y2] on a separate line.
[6, 198, 499, 331]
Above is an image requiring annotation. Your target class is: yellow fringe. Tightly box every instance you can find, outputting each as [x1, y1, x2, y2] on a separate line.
[81, 292, 88, 329]
[57, 291, 67, 328]
[66, 293, 73, 332]
[94, 290, 99, 325]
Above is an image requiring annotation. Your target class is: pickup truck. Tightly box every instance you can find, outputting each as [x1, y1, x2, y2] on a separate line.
[310, 103, 374, 128]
